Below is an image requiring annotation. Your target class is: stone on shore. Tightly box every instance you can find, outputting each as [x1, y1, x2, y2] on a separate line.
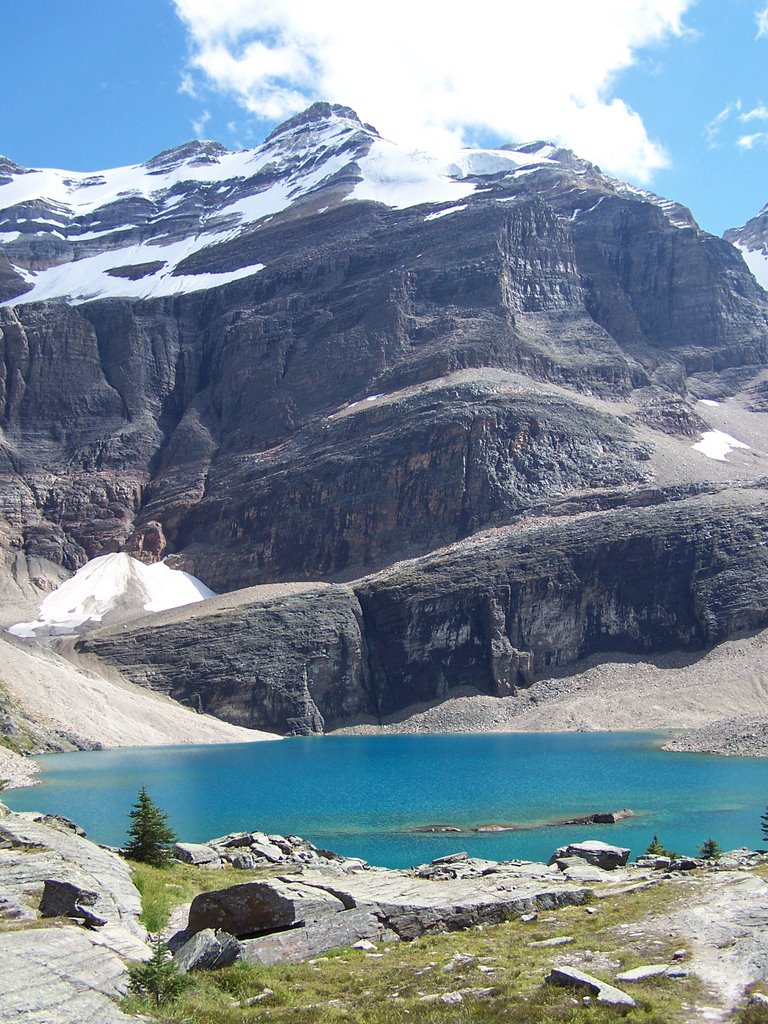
[174, 842, 223, 868]
[549, 840, 630, 871]
[546, 965, 636, 1007]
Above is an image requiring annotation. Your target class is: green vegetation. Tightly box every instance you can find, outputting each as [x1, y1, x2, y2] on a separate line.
[761, 806, 768, 845]
[128, 936, 191, 1006]
[125, 875, 705, 1023]
[698, 837, 722, 860]
[644, 834, 677, 859]
[124, 786, 177, 867]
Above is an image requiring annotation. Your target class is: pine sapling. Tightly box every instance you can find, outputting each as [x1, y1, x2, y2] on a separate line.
[128, 936, 189, 1005]
[124, 786, 176, 867]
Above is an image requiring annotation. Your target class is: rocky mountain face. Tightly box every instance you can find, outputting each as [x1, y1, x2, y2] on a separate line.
[3, 102, 768, 732]
[79, 489, 768, 734]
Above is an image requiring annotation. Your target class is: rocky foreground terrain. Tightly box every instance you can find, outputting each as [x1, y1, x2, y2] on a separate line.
[1, 800, 767, 1023]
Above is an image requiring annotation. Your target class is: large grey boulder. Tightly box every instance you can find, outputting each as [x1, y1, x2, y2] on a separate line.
[242, 909, 398, 965]
[549, 840, 630, 871]
[188, 878, 348, 936]
[546, 966, 636, 1007]
[39, 879, 108, 928]
[174, 842, 222, 868]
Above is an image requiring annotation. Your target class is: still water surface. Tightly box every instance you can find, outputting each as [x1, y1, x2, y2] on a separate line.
[5, 732, 766, 867]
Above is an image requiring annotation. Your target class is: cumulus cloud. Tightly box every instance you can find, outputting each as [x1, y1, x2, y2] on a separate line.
[172, 0, 693, 183]
[757, 4, 768, 38]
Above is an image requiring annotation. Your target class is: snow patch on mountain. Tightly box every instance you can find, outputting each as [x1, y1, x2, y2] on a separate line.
[8, 552, 215, 637]
[735, 244, 768, 291]
[691, 430, 751, 462]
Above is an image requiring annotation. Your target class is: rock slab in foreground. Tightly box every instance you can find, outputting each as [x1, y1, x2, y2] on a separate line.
[187, 866, 591, 956]
[173, 929, 243, 973]
[0, 927, 139, 1024]
[546, 965, 636, 1007]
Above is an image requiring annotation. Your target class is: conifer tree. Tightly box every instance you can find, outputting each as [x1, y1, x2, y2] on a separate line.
[124, 786, 176, 867]
[698, 837, 722, 859]
[128, 937, 189, 1005]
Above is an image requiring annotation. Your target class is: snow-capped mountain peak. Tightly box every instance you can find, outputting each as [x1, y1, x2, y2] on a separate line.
[0, 102, 701, 306]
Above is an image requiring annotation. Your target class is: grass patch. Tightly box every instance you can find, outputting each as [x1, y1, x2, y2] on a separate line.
[125, 872, 705, 1022]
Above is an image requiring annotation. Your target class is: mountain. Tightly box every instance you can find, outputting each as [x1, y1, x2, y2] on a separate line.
[3, 103, 768, 733]
[724, 206, 768, 291]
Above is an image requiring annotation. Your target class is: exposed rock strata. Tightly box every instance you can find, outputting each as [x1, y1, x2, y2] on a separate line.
[2, 106, 768, 596]
[80, 490, 768, 733]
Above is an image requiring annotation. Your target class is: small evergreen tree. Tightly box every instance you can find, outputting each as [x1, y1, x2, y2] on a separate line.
[761, 806, 768, 845]
[699, 837, 722, 859]
[645, 834, 677, 858]
[124, 786, 176, 867]
[128, 937, 189, 1005]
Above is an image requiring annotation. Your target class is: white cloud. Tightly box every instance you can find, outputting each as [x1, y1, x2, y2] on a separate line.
[704, 100, 742, 148]
[737, 131, 768, 149]
[741, 103, 768, 122]
[757, 4, 768, 38]
[191, 109, 211, 137]
[172, 0, 694, 184]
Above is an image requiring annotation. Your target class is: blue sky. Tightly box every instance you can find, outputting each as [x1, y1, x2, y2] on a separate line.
[0, 0, 766, 236]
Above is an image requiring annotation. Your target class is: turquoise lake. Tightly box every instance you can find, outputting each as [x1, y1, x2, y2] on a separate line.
[5, 732, 766, 867]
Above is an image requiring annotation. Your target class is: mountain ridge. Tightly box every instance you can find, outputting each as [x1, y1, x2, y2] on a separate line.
[3, 103, 768, 735]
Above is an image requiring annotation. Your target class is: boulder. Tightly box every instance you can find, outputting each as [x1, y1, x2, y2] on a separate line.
[616, 964, 670, 982]
[40, 879, 99, 918]
[173, 929, 243, 972]
[188, 879, 348, 936]
[546, 966, 636, 1007]
[669, 857, 702, 871]
[174, 842, 222, 868]
[242, 909, 397, 965]
[549, 841, 630, 871]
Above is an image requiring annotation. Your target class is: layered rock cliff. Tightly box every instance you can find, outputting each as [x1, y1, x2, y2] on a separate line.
[2, 103, 768, 596]
[4, 103, 768, 733]
[79, 489, 768, 733]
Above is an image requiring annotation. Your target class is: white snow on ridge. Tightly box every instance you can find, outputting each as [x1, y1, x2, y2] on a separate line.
[424, 204, 468, 221]
[9, 552, 215, 638]
[6, 234, 264, 304]
[698, 399, 721, 407]
[349, 138, 559, 210]
[691, 429, 750, 462]
[735, 243, 768, 291]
